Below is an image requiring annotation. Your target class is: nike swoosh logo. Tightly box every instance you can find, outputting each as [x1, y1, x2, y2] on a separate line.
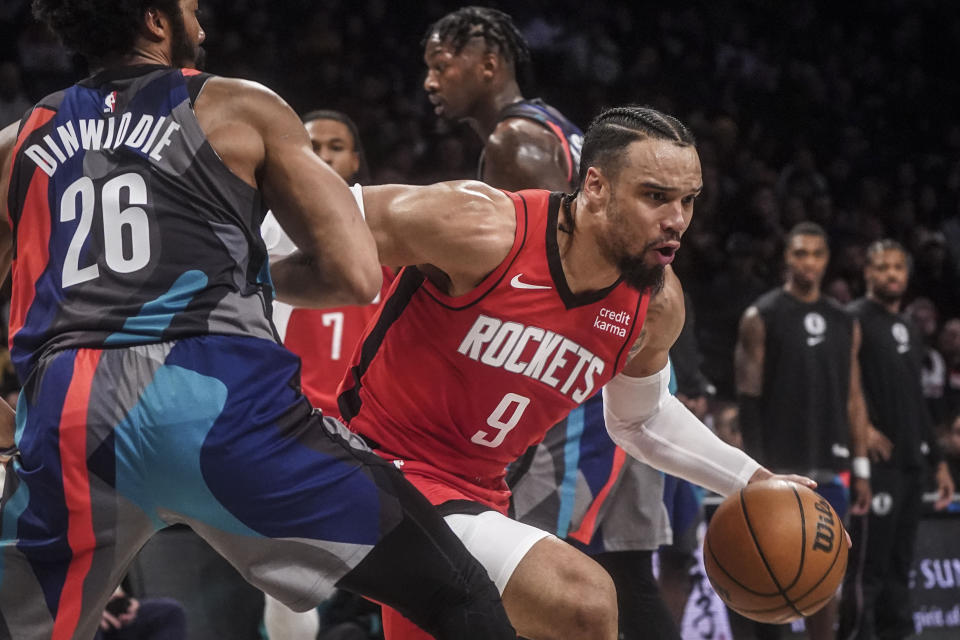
[807, 336, 825, 347]
[510, 274, 552, 290]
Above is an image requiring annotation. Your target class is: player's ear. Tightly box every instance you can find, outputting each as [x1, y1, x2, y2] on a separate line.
[142, 7, 167, 41]
[481, 52, 499, 80]
[581, 166, 608, 207]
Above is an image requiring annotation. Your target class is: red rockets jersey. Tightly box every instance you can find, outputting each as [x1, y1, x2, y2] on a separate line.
[338, 190, 649, 513]
[278, 267, 393, 417]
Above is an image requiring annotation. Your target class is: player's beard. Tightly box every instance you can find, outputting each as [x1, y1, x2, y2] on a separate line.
[618, 250, 666, 293]
[872, 281, 904, 306]
[604, 197, 666, 293]
[170, 12, 206, 70]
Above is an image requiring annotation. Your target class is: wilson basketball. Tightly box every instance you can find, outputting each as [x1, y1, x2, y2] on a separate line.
[703, 479, 848, 624]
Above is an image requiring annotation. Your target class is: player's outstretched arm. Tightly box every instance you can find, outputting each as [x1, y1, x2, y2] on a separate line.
[194, 78, 380, 308]
[0, 121, 19, 457]
[602, 270, 814, 497]
[483, 119, 571, 192]
[847, 320, 875, 515]
[360, 180, 516, 295]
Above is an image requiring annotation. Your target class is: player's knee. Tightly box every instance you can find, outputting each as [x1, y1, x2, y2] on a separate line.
[558, 563, 617, 640]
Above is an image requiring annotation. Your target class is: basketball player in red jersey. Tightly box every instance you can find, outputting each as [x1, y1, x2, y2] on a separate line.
[421, 9, 680, 640]
[336, 106, 815, 640]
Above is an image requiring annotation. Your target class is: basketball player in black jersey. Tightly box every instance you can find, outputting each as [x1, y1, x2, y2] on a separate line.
[735, 222, 873, 640]
[838, 240, 955, 640]
[0, 3, 516, 639]
[421, 8, 680, 640]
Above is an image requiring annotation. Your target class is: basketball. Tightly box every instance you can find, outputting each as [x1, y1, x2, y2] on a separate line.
[703, 479, 848, 624]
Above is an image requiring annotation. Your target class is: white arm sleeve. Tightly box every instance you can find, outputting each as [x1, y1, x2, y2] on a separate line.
[602, 365, 761, 497]
[350, 183, 366, 219]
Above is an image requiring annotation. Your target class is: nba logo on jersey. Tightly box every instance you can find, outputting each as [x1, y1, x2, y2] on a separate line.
[103, 91, 117, 113]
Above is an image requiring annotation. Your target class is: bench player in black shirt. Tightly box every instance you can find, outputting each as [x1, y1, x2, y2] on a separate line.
[838, 240, 955, 640]
[735, 222, 873, 640]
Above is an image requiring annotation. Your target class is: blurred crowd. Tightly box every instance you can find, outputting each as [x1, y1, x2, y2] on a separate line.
[2, 0, 960, 476]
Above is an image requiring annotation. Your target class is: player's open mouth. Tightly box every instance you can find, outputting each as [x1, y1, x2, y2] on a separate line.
[653, 243, 679, 265]
[428, 95, 445, 115]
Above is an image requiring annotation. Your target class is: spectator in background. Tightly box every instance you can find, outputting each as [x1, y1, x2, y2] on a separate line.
[938, 412, 960, 490]
[0, 62, 31, 127]
[695, 232, 767, 399]
[911, 229, 960, 318]
[711, 401, 743, 450]
[838, 240, 955, 640]
[938, 318, 960, 421]
[906, 296, 948, 424]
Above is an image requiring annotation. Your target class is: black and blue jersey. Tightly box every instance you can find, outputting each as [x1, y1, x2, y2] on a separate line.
[6, 65, 274, 381]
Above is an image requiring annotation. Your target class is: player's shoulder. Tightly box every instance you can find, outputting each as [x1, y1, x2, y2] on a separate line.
[486, 116, 562, 156]
[437, 180, 515, 217]
[820, 294, 852, 318]
[844, 296, 870, 316]
[746, 287, 782, 316]
[0, 121, 17, 154]
[194, 76, 290, 121]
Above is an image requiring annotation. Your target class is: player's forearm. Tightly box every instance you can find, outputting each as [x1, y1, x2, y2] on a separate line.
[604, 367, 761, 497]
[271, 250, 380, 308]
[846, 393, 870, 459]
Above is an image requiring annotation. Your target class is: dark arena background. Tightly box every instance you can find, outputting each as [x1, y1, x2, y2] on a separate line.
[1, 0, 959, 638]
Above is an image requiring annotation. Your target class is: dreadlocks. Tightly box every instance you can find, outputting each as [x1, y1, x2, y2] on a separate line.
[423, 6, 531, 71]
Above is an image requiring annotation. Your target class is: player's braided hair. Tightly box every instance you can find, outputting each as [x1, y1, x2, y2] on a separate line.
[560, 106, 696, 233]
[32, 0, 181, 62]
[576, 105, 696, 189]
[423, 6, 531, 70]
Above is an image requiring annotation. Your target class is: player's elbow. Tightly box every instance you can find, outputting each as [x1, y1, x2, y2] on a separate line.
[341, 262, 382, 305]
[604, 412, 655, 464]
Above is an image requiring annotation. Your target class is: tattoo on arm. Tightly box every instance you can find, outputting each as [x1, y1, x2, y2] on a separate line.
[628, 329, 646, 359]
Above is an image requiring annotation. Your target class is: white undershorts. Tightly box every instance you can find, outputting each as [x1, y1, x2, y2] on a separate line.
[443, 511, 555, 594]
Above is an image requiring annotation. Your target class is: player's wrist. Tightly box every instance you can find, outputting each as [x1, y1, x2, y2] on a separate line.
[852, 456, 870, 479]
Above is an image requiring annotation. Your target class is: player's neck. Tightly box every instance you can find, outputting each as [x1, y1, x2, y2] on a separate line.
[867, 291, 901, 314]
[473, 83, 524, 139]
[783, 281, 820, 303]
[557, 198, 620, 294]
[98, 43, 173, 73]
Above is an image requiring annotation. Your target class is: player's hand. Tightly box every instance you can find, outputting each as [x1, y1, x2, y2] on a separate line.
[100, 609, 122, 631]
[747, 467, 817, 490]
[865, 425, 893, 462]
[849, 477, 871, 516]
[934, 461, 956, 511]
[118, 597, 140, 625]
